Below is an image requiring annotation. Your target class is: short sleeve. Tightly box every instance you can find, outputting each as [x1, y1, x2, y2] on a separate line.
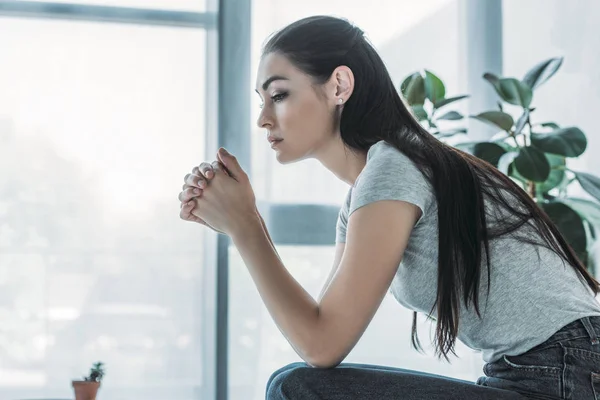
[349, 142, 434, 227]
[335, 188, 353, 243]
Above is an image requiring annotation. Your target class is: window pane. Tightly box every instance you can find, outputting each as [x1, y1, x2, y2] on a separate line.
[0, 18, 207, 399]
[32, 0, 207, 12]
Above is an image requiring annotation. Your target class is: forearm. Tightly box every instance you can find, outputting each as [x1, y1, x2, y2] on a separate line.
[231, 218, 321, 363]
[256, 210, 280, 258]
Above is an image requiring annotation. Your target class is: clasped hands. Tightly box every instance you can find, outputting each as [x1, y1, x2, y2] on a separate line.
[178, 148, 259, 237]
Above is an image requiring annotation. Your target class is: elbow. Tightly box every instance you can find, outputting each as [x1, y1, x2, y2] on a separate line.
[307, 358, 342, 369]
[302, 320, 350, 369]
[304, 346, 346, 369]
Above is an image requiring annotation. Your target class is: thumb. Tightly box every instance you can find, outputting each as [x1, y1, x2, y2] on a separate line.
[217, 148, 244, 181]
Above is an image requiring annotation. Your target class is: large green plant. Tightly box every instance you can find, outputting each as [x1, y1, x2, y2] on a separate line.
[400, 59, 600, 273]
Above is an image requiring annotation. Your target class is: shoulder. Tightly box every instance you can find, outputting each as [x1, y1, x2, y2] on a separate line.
[356, 141, 427, 185]
[350, 140, 434, 226]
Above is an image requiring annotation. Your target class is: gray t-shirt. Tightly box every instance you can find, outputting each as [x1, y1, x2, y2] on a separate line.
[336, 140, 600, 363]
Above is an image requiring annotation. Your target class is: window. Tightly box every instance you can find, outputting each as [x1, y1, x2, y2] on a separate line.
[41, 0, 207, 12]
[0, 17, 208, 399]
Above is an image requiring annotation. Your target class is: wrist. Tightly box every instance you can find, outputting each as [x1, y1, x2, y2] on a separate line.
[230, 213, 263, 242]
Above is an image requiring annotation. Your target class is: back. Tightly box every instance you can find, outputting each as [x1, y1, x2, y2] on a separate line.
[336, 139, 600, 363]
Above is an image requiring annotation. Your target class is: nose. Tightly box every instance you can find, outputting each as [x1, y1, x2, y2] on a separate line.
[257, 106, 274, 129]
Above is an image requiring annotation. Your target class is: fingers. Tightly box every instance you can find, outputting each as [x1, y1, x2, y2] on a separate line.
[180, 199, 194, 218]
[179, 200, 207, 225]
[198, 162, 214, 179]
[212, 159, 232, 177]
[184, 172, 207, 189]
[184, 161, 220, 190]
[180, 159, 226, 205]
[216, 148, 244, 181]
[178, 186, 203, 203]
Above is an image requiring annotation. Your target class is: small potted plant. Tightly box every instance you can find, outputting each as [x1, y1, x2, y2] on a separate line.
[72, 361, 105, 400]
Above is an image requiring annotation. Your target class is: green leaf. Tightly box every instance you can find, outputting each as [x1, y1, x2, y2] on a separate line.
[436, 111, 463, 120]
[473, 142, 506, 167]
[542, 200, 588, 265]
[485, 75, 534, 108]
[454, 141, 486, 155]
[514, 146, 551, 182]
[411, 104, 428, 121]
[433, 95, 469, 109]
[560, 198, 600, 237]
[424, 70, 445, 104]
[492, 140, 516, 152]
[514, 109, 530, 136]
[490, 132, 512, 142]
[509, 164, 530, 185]
[574, 171, 600, 202]
[401, 72, 426, 105]
[497, 151, 519, 175]
[483, 72, 500, 86]
[436, 128, 467, 138]
[471, 111, 514, 132]
[500, 78, 534, 108]
[537, 122, 560, 129]
[522, 57, 564, 90]
[536, 154, 566, 194]
[530, 127, 587, 157]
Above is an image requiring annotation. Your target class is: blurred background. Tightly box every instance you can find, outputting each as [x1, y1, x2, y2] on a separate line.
[1, 0, 599, 399]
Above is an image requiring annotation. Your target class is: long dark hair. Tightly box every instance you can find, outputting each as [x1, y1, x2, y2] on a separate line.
[263, 15, 600, 362]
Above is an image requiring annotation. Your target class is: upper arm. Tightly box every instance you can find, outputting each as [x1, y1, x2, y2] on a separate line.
[310, 199, 422, 368]
[317, 242, 345, 303]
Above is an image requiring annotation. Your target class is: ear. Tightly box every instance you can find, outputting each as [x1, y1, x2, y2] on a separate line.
[327, 66, 355, 106]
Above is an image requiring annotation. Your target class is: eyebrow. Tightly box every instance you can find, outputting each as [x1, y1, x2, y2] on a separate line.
[256, 75, 289, 93]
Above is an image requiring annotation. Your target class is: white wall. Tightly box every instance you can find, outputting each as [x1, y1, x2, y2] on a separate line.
[503, 0, 600, 262]
[503, 0, 600, 178]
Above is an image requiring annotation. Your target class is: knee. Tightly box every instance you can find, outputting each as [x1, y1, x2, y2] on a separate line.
[266, 362, 311, 399]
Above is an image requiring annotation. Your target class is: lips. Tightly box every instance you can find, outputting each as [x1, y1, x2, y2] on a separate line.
[267, 137, 283, 144]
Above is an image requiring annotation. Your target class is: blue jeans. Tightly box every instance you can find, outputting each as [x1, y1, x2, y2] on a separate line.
[266, 316, 600, 399]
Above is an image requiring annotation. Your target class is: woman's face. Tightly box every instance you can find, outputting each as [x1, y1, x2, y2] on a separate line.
[255, 52, 338, 164]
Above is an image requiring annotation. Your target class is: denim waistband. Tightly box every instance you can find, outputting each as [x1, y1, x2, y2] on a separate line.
[532, 316, 600, 350]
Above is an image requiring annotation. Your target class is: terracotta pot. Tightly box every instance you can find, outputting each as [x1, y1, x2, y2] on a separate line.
[72, 380, 101, 400]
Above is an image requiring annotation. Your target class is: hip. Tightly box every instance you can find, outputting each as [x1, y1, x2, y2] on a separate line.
[477, 315, 600, 399]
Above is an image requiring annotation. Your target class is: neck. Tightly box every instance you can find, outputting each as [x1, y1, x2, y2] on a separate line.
[315, 136, 368, 187]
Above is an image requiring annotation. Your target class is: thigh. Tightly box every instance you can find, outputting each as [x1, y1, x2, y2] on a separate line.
[267, 362, 526, 400]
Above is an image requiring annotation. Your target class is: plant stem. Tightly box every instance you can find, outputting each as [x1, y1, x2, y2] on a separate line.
[505, 129, 521, 148]
[511, 133, 521, 148]
[526, 120, 534, 147]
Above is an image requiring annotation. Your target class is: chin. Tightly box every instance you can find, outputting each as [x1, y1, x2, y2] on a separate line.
[274, 148, 311, 165]
[275, 152, 299, 165]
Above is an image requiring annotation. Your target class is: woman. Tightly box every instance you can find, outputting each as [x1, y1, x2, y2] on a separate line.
[178, 15, 600, 399]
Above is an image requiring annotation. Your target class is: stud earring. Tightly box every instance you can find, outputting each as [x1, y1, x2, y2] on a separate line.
[338, 98, 344, 104]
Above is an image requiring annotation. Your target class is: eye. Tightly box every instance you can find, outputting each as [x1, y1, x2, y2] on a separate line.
[271, 92, 288, 103]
